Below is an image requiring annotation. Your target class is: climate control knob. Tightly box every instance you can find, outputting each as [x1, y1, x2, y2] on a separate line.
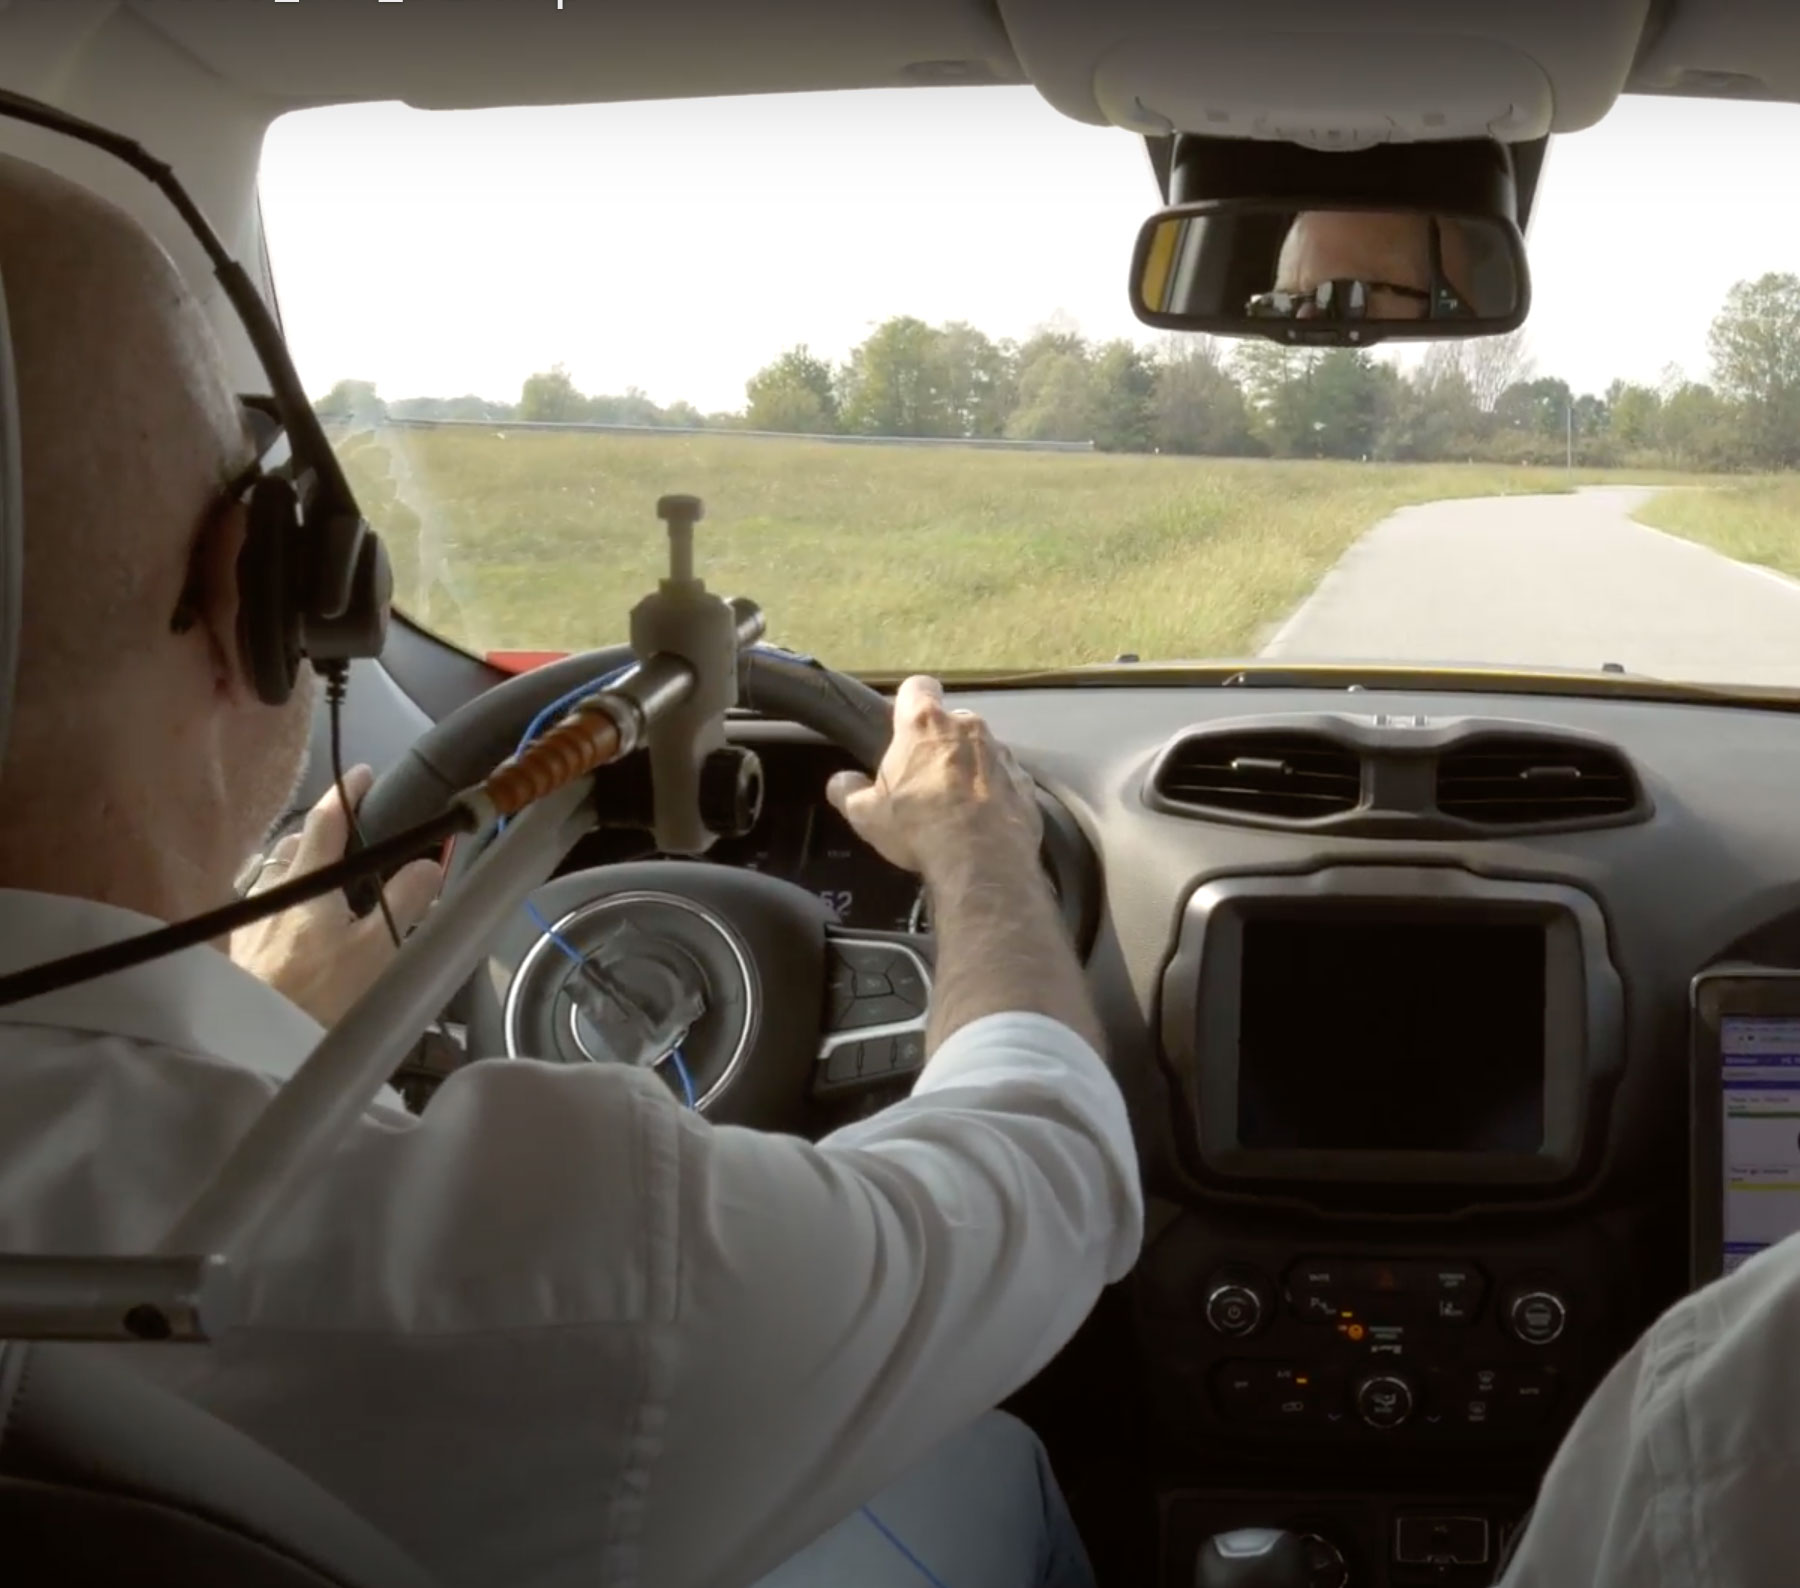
[1203, 1275, 1268, 1339]
[1354, 1371, 1416, 1430]
[1504, 1287, 1569, 1346]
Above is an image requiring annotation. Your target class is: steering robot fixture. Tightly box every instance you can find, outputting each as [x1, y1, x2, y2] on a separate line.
[0, 497, 767, 1345]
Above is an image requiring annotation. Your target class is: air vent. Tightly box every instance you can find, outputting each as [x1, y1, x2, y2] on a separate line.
[1153, 731, 1363, 820]
[1436, 736, 1639, 826]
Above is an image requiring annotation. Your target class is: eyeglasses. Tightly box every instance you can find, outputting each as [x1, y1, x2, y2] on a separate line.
[1246, 278, 1438, 320]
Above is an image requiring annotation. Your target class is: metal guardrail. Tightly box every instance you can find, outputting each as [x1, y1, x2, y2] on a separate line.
[349, 415, 1096, 453]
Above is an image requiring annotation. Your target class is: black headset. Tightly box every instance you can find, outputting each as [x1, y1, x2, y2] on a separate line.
[0, 86, 391, 709]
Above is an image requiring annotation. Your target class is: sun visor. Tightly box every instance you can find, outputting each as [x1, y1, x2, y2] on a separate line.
[996, 0, 1654, 146]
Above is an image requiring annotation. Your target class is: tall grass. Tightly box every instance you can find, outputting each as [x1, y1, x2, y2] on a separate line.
[1635, 478, 1800, 579]
[339, 427, 1688, 672]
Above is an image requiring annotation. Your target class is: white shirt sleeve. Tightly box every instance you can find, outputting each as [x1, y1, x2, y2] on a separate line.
[646, 1010, 1143, 1586]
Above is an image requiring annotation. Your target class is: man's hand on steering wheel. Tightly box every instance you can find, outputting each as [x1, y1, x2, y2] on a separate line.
[231, 766, 446, 1026]
[826, 675, 1042, 881]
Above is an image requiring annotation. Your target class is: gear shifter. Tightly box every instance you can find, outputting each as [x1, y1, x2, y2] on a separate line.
[1195, 1529, 1312, 1588]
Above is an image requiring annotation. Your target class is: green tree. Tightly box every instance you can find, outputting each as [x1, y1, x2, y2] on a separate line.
[1605, 380, 1663, 451]
[745, 345, 840, 433]
[1005, 351, 1097, 443]
[315, 379, 386, 423]
[1378, 361, 1480, 462]
[1660, 381, 1751, 470]
[936, 322, 1013, 438]
[839, 317, 953, 436]
[1493, 376, 1571, 438]
[1087, 340, 1155, 452]
[1708, 272, 1800, 465]
[519, 364, 585, 422]
[1149, 340, 1252, 455]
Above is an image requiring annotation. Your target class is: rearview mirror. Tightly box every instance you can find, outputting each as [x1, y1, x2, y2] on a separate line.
[1131, 201, 1528, 347]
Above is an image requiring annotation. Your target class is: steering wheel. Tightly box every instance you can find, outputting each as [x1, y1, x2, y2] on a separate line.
[353, 645, 1094, 1132]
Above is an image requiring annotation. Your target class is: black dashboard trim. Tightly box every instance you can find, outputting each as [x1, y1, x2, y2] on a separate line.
[1143, 713, 1652, 840]
[1163, 867, 1620, 1189]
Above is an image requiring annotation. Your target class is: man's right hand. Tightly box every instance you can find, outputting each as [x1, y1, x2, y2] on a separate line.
[826, 675, 1042, 881]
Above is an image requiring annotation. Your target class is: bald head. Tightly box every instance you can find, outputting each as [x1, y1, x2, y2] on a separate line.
[0, 152, 312, 919]
[1275, 211, 1475, 319]
[0, 153, 249, 705]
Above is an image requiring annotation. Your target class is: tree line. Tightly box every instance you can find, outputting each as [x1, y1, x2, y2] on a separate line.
[316, 272, 1800, 473]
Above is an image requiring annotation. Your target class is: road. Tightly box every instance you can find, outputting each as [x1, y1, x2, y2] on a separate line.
[1258, 485, 1800, 687]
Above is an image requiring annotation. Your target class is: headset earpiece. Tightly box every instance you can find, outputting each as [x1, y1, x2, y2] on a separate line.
[236, 473, 304, 707]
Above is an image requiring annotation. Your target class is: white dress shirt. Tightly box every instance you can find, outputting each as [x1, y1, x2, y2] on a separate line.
[0, 888, 1143, 1588]
[1500, 1240, 1800, 1585]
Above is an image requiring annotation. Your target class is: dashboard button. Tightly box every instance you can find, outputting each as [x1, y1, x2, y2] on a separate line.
[1435, 1294, 1477, 1324]
[1504, 1369, 1558, 1424]
[1505, 1289, 1569, 1346]
[1293, 1291, 1340, 1324]
[1212, 1361, 1266, 1417]
[1205, 1283, 1265, 1338]
[1354, 1372, 1415, 1430]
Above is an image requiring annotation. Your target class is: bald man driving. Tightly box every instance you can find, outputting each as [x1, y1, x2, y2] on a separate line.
[1251, 210, 1480, 321]
[0, 152, 1140, 1588]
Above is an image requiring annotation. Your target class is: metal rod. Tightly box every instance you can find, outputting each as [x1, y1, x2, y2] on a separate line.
[0, 1255, 233, 1342]
[157, 780, 595, 1263]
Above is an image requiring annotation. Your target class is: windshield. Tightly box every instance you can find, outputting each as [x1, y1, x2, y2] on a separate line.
[261, 90, 1800, 686]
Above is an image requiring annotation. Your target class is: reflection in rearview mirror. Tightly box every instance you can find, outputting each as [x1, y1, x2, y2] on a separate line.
[1133, 203, 1528, 347]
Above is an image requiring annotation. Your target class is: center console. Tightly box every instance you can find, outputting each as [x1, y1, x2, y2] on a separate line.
[1140, 867, 1630, 1586]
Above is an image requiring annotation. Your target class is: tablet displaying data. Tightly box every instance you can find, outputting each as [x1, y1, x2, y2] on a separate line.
[1692, 973, 1800, 1284]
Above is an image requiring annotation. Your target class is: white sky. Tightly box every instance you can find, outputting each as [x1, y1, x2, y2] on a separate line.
[258, 88, 1800, 415]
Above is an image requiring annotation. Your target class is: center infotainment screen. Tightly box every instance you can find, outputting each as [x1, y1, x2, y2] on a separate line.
[1237, 917, 1548, 1153]
[1717, 1015, 1800, 1274]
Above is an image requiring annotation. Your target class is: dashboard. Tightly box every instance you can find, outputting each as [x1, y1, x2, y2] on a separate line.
[336, 652, 1800, 1588]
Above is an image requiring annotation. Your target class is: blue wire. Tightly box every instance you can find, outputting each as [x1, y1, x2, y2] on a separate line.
[508, 651, 793, 1110]
[667, 1047, 696, 1108]
[860, 1506, 952, 1588]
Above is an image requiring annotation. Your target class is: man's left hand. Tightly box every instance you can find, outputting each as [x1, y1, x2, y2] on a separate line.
[230, 765, 444, 1026]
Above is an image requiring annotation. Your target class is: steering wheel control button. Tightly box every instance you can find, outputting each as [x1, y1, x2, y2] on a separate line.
[857, 1036, 896, 1077]
[887, 958, 929, 1012]
[1393, 1516, 1491, 1569]
[822, 938, 934, 1034]
[1204, 1278, 1267, 1339]
[891, 1031, 926, 1074]
[1354, 1372, 1415, 1430]
[821, 1044, 863, 1086]
[1505, 1288, 1569, 1346]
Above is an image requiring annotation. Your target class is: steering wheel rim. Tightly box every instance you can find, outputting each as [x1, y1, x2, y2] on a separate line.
[357, 647, 1097, 1125]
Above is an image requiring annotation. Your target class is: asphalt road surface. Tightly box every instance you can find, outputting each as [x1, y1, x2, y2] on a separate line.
[1259, 485, 1800, 687]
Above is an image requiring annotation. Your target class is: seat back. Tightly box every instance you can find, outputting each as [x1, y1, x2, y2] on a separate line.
[0, 1341, 438, 1588]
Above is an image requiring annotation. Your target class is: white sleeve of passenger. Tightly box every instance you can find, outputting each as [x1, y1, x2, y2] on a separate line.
[646, 1011, 1143, 1587]
[1495, 1331, 1673, 1585]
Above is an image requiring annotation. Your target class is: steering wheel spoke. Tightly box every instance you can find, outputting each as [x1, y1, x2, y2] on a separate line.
[814, 927, 935, 1095]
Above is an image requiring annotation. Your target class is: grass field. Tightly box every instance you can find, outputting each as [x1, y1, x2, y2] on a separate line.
[340, 426, 1698, 672]
[1633, 477, 1800, 580]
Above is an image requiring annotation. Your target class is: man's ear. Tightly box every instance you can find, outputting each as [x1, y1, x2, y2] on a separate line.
[189, 499, 251, 704]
